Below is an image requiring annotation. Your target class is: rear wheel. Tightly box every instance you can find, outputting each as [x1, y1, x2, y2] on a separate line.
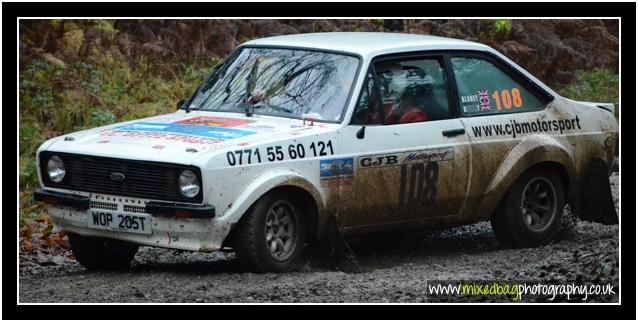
[491, 169, 565, 247]
[234, 191, 305, 272]
[68, 233, 138, 270]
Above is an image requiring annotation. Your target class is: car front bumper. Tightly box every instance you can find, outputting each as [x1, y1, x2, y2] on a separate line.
[35, 188, 230, 252]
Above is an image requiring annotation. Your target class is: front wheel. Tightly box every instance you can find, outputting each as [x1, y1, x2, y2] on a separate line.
[234, 191, 305, 272]
[491, 169, 565, 248]
[68, 233, 138, 270]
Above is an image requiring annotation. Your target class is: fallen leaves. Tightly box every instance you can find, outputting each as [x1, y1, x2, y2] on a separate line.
[22, 202, 46, 214]
[19, 210, 73, 268]
[34, 213, 50, 223]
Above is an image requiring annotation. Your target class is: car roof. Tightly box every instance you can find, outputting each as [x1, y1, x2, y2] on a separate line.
[242, 32, 491, 58]
[242, 32, 558, 99]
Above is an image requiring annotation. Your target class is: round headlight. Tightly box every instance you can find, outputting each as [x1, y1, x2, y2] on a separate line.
[47, 155, 66, 183]
[178, 169, 200, 198]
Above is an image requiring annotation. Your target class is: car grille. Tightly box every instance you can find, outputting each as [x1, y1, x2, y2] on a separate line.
[39, 152, 202, 203]
[123, 204, 147, 214]
[90, 200, 118, 211]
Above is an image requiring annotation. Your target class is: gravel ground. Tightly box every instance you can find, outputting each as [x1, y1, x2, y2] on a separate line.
[18, 173, 620, 303]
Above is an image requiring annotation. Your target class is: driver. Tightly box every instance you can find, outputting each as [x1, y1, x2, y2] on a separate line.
[381, 66, 434, 125]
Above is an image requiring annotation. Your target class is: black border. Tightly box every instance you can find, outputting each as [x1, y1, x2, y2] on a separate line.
[6, 2, 635, 320]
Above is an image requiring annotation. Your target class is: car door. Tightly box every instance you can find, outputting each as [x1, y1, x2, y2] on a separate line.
[447, 52, 554, 221]
[337, 54, 471, 229]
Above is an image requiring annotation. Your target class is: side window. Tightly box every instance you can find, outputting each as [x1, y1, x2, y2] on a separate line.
[351, 56, 451, 125]
[451, 57, 546, 116]
[352, 69, 381, 125]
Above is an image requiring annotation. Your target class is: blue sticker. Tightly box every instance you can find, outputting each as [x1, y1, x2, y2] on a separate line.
[320, 158, 354, 180]
[114, 122, 256, 140]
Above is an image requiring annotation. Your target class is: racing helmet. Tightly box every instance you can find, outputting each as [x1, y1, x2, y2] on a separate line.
[387, 67, 434, 98]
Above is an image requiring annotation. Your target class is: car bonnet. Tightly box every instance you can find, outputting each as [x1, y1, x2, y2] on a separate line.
[43, 111, 340, 165]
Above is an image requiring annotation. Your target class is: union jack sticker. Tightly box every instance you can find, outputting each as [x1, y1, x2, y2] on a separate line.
[478, 90, 491, 111]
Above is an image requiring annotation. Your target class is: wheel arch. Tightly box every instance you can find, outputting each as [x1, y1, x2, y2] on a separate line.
[478, 136, 576, 220]
[221, 169, 326, 244]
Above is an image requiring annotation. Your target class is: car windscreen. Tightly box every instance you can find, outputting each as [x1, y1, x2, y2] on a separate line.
[188, 47, 360, 122]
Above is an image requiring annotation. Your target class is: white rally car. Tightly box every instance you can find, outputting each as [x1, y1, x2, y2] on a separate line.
[35, 32, 619, 272]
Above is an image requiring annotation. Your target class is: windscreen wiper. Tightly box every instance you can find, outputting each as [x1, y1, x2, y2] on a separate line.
[243, 59, 260, 116]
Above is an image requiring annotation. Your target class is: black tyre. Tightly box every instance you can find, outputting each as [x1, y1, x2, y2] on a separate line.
[491, 169, 565, 248]
[68, 233, 138, 270]
[234, 191, 305, 272]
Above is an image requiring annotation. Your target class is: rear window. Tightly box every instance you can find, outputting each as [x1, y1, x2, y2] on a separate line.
[451, 57, 546, 116]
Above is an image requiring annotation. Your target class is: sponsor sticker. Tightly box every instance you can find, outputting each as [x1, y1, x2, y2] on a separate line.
[358, 147, 454, 170]
[113, 122, 256, 140]
[403, 148, 454, 163]
[320, 157, 354, 187]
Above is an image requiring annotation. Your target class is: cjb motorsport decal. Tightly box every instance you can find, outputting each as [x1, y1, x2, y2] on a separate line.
[358, 147, 454, 170]
[471, 116, 582, 138]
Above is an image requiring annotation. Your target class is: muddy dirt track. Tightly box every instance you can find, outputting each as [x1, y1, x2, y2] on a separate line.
[18, 174, 619, 303]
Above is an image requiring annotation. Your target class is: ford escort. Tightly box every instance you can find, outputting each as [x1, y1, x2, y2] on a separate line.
[34, 32, 619, 272]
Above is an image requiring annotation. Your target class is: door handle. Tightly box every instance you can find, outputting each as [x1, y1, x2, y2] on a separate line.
[442, 128, 465, 137]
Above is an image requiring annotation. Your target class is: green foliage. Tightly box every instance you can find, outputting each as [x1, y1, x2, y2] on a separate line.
[90, 109, 117, 127]
[477, 19, 513, 40]
[19, 156, 38, 191]
[562, 68, 619, 117]
[492, 19, 512, 36]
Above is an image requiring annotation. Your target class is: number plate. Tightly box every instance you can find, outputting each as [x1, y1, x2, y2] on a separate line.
[88, 211, 152, 235]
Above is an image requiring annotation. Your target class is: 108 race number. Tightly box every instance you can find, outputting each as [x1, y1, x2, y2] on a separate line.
[398, 162, 439, 209]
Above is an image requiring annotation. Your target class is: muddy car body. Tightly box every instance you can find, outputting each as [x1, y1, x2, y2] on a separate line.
[35, 32, 618, 272]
